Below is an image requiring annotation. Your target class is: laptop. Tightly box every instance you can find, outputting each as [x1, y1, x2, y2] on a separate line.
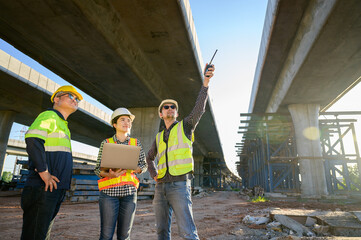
[100, 143, 141, 170]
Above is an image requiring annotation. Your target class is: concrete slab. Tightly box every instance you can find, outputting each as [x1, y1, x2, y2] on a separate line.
[270, 209, 361, 237]
[351, 211, 361, 222]
[317, 212, 361, 237]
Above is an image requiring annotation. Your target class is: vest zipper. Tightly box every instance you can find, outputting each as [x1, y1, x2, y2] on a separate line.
[165, 131, 170, 174]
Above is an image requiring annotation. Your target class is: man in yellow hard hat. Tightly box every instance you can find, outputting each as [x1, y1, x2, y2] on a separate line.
[21, 85, 82, 240]
[147, 64, 215, 239]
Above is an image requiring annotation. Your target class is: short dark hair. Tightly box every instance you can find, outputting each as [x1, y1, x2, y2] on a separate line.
[111, 115, 120, 125]
[111, 115, 121, 132]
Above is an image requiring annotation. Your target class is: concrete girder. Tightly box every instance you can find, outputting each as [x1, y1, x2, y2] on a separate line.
[0, 51, 114, 147]
[266, 0, 337, 113]
[250, 0, 361, 114]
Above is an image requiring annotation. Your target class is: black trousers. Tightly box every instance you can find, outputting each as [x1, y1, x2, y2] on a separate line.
[21, 186, 66, 240]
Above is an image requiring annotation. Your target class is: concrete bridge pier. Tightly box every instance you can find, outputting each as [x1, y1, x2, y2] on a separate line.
[288, 104, 328, 197]
[0, 110, 16, 176]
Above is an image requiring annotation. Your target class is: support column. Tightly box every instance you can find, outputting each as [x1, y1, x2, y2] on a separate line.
[193, 155, 203, 187]
[0, 111, 16, 176]
[128, 107, 160, 182]
[288, 104, 328, 197]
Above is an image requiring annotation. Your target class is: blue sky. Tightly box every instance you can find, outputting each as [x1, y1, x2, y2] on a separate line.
[189, 0, 269, 173]
[2, 0, 361, 176]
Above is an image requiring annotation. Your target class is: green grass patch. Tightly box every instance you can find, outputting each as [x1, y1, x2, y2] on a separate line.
[251, 196, 269, 202]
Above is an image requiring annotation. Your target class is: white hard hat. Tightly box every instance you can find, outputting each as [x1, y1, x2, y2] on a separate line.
[158, 99, 178, 116]
[110, 108, 135, 125]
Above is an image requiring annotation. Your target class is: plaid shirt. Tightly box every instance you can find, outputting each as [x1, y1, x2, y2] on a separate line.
[94, 135, 147, 197]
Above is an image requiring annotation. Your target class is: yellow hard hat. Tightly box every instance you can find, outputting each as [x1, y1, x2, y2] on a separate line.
[51, 85, 83, 103]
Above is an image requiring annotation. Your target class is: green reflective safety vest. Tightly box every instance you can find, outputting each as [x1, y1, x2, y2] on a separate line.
[156, 121, 194, 178]
[25, 110, 71, 153]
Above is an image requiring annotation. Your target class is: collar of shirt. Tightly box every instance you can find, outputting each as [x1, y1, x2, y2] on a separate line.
[162, 120, 179, 143]
[112, 134, 130, 144]
[164, 120, 179, 132]
[47, 108, 65, 120]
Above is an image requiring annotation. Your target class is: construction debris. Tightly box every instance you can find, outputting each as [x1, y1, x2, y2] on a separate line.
[239, 186, 266, 201]
[2, 190, 361, 239]
[304, 216, 317, 227]
[351, 211, 361, 222]
[274, 214, 315, 237]
[238, 198, 361, 238]
[313, 224, 330, 235]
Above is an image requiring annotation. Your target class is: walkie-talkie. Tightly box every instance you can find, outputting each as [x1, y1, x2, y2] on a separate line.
[204, 49, 218, 77]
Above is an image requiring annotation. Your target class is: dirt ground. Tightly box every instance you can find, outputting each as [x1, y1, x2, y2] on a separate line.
[1, 190, 361, 240]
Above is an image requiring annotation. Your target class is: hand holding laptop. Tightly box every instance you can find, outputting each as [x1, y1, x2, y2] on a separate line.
[99, 168, 126, 178]
[108, 168, 126, 178]
[100, 167, 142, 175]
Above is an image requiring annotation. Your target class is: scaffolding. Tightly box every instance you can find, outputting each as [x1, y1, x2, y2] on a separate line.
[320, 112, 361, 194]
[236, 112, 361, 195]
[202, 158, 226, 188]
[236, 113, 299, 192]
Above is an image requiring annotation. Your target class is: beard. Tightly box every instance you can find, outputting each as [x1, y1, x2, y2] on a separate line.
[164, 112, 176, 120]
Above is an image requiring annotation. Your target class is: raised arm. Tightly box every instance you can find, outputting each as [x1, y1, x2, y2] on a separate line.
[183, 64, 215, 131]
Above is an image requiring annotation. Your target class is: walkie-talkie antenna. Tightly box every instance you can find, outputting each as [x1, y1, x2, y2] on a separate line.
[208, 49, 218, 65]
[204, 49, 218, 77]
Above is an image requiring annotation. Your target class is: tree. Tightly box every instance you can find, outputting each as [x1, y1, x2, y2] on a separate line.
[348, 164, 361, 191]
[341, 164, 361, 191]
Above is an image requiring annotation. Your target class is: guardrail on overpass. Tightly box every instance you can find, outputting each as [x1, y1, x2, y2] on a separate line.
[6, 139, 97, 165]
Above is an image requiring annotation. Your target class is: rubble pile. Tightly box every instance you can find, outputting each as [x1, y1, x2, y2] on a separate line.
[238, 187, 361, 239]
[192, 186, 210, 198]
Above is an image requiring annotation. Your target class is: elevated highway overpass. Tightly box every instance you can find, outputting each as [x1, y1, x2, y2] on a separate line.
[0, 0, 228, 187]
[0, 49, 114, 146]
[6, 139, 97, 165]
[239, 0, 361, 197]
[249, 0, 361, 114]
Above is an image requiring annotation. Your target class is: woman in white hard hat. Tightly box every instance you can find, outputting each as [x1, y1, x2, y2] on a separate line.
[94, 107, 147, 240]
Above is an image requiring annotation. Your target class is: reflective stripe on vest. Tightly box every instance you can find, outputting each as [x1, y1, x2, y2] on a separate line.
[98, 137, 140, 190]
[25, 110, 72, 152]
[156, 121, 193, 178]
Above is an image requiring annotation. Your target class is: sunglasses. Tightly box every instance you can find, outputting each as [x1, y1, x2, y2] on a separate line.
[163, 105, 176, 110]
[58, 93, 80, 103]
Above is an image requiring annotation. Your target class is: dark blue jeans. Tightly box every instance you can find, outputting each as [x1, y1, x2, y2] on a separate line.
[99, 191, 137, 240]
[153, 180, 199, 240]
[21, 186, 66, 240]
